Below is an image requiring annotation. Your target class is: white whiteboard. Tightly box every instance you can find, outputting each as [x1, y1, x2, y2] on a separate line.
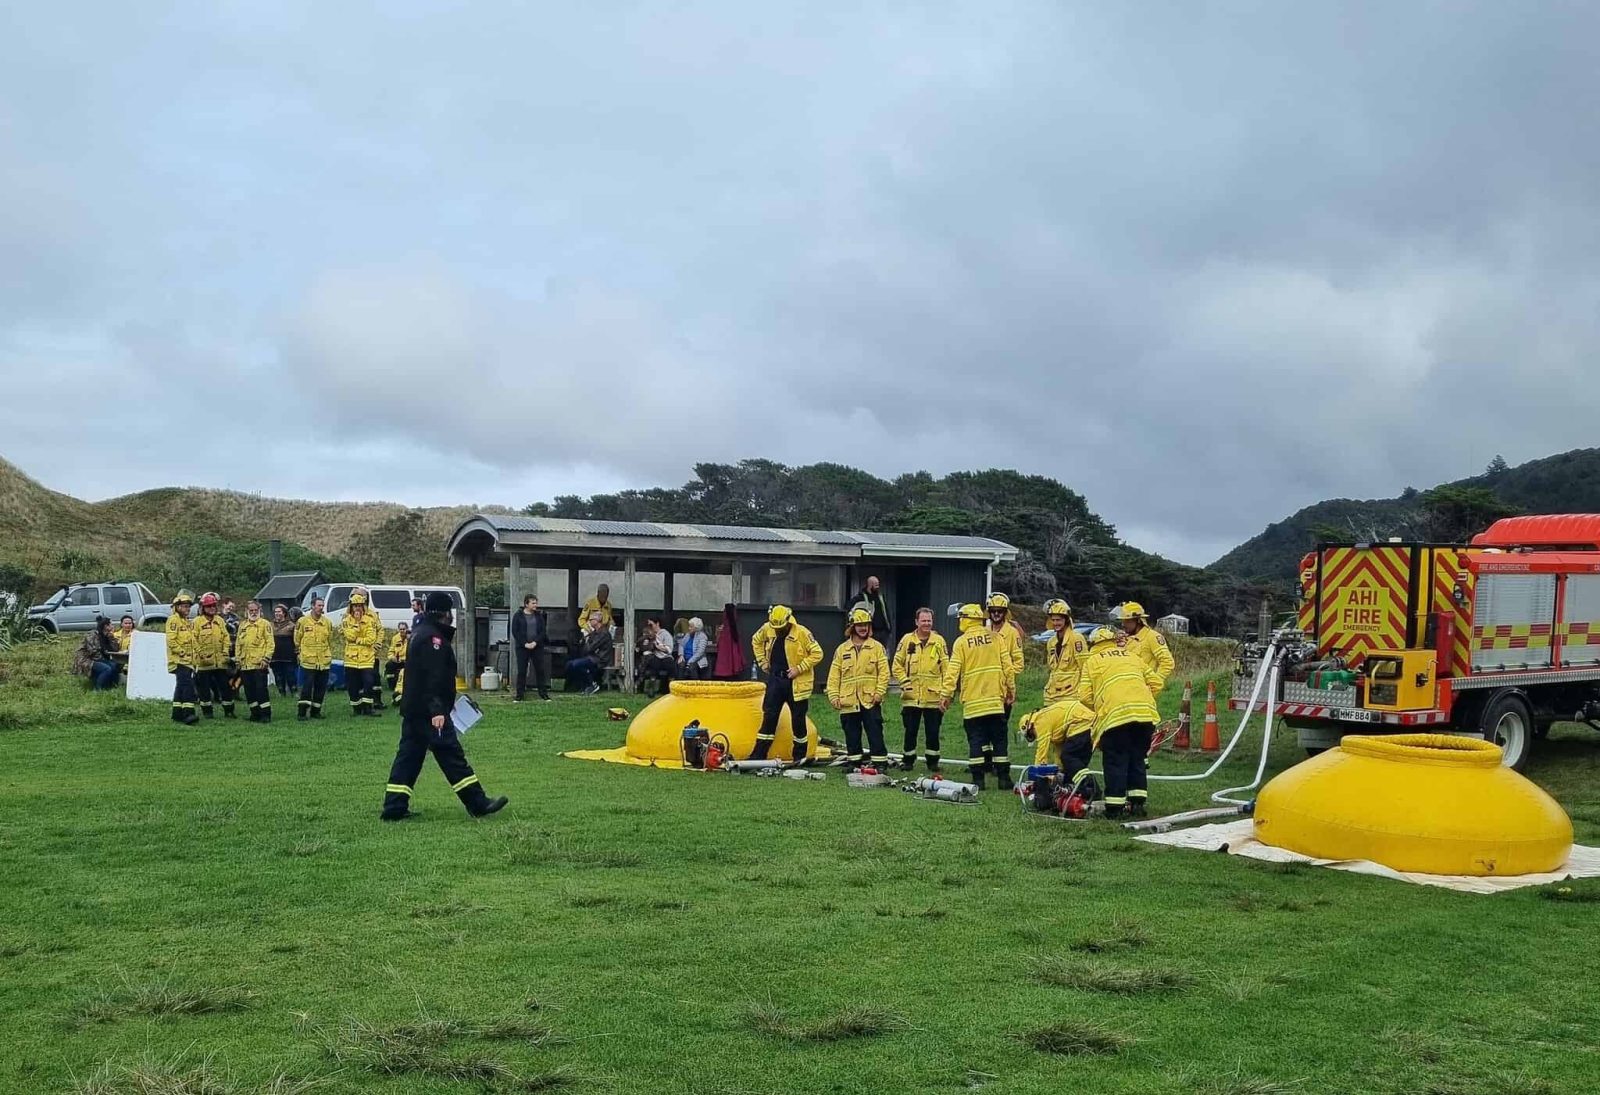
[125, 630, 173, 700]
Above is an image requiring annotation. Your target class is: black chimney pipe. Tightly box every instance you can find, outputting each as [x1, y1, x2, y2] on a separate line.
[269, 539, 283, 577]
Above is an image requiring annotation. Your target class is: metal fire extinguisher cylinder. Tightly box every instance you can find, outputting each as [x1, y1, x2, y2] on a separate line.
[722, 759, 786, 773]
[908, 776, 977, 801]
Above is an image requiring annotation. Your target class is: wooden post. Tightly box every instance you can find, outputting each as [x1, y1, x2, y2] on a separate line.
[730, 560, 744, 606]
[623, 556, 636, 692]
[567, 568, 580, 630]
[507, 554, 522, 694]
[662, 569, 675, 625]
[461, 557, 477, 687]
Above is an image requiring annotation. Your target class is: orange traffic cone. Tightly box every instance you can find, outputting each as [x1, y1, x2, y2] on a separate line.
[1200, 680, 1221, 753]
[1174, 681, 1192, 750]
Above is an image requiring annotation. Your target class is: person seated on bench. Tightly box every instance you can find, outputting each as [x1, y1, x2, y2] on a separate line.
[638, 617, 676, 693]
[564, 611, 614, 695]
[676, 616, 711, 680]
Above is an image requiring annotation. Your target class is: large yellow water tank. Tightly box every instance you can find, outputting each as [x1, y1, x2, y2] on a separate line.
[622, 680, 817, 765]
[1254, 734, 1571, 876]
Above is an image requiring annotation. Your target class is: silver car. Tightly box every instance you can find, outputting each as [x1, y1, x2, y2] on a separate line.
[28, 581, 168, 633]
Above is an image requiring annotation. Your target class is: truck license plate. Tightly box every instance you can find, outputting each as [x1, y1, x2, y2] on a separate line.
[1332, 708, 1376, 724]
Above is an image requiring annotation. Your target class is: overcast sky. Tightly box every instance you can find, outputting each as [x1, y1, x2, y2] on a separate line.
[4, 2, 1599, 564]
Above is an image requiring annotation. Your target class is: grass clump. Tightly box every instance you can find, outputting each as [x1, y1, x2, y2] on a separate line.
[739, 1001, 908, 1043]
[68, 977, 256, 1028]
[311, 1010, 561, 1084]
[72, 1052, 321, 1094]
[1067, 917, 1152, 953]
[1014, 1018, 1132, 1056]
[1027, 954, 1191, 995]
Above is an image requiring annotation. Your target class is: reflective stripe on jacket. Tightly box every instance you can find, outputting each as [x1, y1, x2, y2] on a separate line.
[235, 618, 274, 670]
[941, 629, 1014, 719]
[191, 614, 232, 670]
[892, 631, 949, 709]
[295, 615, 334, 670]
[1044, 628, 1088, 703]
[165, 615, 194, 672]
[1080, 648, 1162, 735]
[1029, 698, 1097, 764]
[1126, 626, 1174, 690]
[341, 613, 382, 669]
[826, 638, 889, 713]
[751, 622, 824, 701]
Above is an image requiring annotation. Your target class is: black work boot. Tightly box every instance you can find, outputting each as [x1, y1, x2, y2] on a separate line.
[994, 764, 1015, 791]
[1128, 799, 1148, 818]
[900, 755, 915, 771]
[473, 796, 508, 818]
[1104, 803, 1125, 820]
[970, 763, 987, 791]
[926, 754, 941, 773]
[380, 809, 421, 821]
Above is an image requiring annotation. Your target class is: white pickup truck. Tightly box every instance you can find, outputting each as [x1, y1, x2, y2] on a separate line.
[28, 581, 169, 633]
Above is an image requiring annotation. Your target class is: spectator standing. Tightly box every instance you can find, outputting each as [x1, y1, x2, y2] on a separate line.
[713, 602, 748, 680]
[853, 575, 892, 642]
[271, 604, 298, 696]
[510, 595, 551, 702]
[410, 597, 426, 629]
[74, 616, 121, 690]
[677, 616, 711, 680]
[564, 611, 613, 694]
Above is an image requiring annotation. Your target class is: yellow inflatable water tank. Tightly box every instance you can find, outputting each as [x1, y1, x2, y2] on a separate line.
[622, 680, 817, 765]
[1254, 734, 1571, 876]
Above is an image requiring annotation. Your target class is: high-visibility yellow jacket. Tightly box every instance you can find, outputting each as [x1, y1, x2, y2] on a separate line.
[115, 629, 137, 654]
[826, 638, 890, 713]
[191, 614, 232, 670]
[578, 597, 614, 628]
[341, 613, 382, 669]
[1080, 648, 1163, 736]
[942, 629, 1015, 719]
[295, 614, 334, 670]
[892, 631, 949, 708]
[990, 620, 1026, 679]
[386, 632, 408, 665]
[1044, 628, 1088, 702]
[1029, 698, 1097, 765]
[751, 622, 825, 701]
[165, 615, 194, 672]
[235, 617, 274, 670]
[1125, 626, 1174, 691]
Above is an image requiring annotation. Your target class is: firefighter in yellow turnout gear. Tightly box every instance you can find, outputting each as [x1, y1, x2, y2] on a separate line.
[295, 597, 334, 720]
[1115, 601, 1174, 691]
[385, 622, 409, 706]
[1042, 598, 1087, 703]
[191, 592, 236, 718]
[1022, 698, 1097, 784]
[827, 608, 891, 768]
[1079, 626, 1163, 818]
[941, 603, 1018, 790]
[341, 593, 383, 716]
[166, 591, 198, 725]
[750, 605, 824, 761]
[892, 607, 948, 771]
[235, 600, 275, 722]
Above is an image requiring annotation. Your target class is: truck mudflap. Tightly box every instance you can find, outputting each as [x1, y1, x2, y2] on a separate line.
[1228, 697, 1451, 727]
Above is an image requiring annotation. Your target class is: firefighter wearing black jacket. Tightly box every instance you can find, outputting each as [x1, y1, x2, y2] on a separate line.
[380, 592, 508, 822]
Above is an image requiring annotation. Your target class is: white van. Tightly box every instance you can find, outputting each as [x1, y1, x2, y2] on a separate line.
[301, 583, 465, 630]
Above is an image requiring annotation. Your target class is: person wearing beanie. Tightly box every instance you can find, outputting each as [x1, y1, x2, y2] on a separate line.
[381, 591, 507, 821]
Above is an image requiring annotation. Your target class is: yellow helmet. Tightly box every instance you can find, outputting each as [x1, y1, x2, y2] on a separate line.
[1114, 601, 1147, 621]
[957, 603, 985, 633]
[349, 592, 368, 607]
[1044, 598, 1071, 619]
[1087, 625, 1121, 648]
[768, 605, 794, 628]
[986, 592, 1011, 611]
[847, 607, 873, 627]
[172, 589, 194, 605]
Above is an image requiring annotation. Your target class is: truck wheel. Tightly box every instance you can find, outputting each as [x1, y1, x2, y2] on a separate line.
[39, 619, 57, 634]
[1479, 693, 1534, 771]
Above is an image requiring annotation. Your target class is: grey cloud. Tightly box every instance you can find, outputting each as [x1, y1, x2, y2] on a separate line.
[4, 2, 1600, 562]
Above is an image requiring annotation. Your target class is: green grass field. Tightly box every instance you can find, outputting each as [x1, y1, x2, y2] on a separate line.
[4, 642, 1600, 1095]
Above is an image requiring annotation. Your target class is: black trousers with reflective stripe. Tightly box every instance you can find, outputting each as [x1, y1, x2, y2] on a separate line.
[840, 705, 887, 763]
[1061, 730, 1093, 782]
[347, 666, 377, 711]
[196, 668, 233, 714]
[241, 668, 271, 718]
[754, 680, 809, 760]
[901, 706, 943, 759]
[299, 668, 329, 715]
[964, 713, 1009, 769]
[1100, 721, 1154, 804]
[171, 665, 198, 721]
[383, 716, 491, 816]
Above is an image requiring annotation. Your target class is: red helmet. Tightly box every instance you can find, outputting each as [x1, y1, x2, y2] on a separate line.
[199, 592, 219, 608]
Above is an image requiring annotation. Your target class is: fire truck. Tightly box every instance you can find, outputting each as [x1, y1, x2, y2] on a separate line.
[1231, 515, 1600, 769]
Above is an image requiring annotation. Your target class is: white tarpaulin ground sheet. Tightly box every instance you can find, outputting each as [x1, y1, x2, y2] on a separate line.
[1136, 818, 1600, 895]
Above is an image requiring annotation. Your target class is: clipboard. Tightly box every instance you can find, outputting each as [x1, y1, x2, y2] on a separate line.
[451, 693, 484, 734]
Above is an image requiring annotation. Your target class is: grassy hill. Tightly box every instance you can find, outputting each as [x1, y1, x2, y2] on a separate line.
[0, 456, 509, 601]
[1210, 447, 1600, 582]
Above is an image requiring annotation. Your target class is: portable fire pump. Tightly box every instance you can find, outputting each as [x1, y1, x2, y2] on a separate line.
[1232, 514, 1600, 769]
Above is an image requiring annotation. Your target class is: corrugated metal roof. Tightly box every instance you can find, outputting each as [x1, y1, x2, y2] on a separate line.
[454, 513, 1014, 557]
